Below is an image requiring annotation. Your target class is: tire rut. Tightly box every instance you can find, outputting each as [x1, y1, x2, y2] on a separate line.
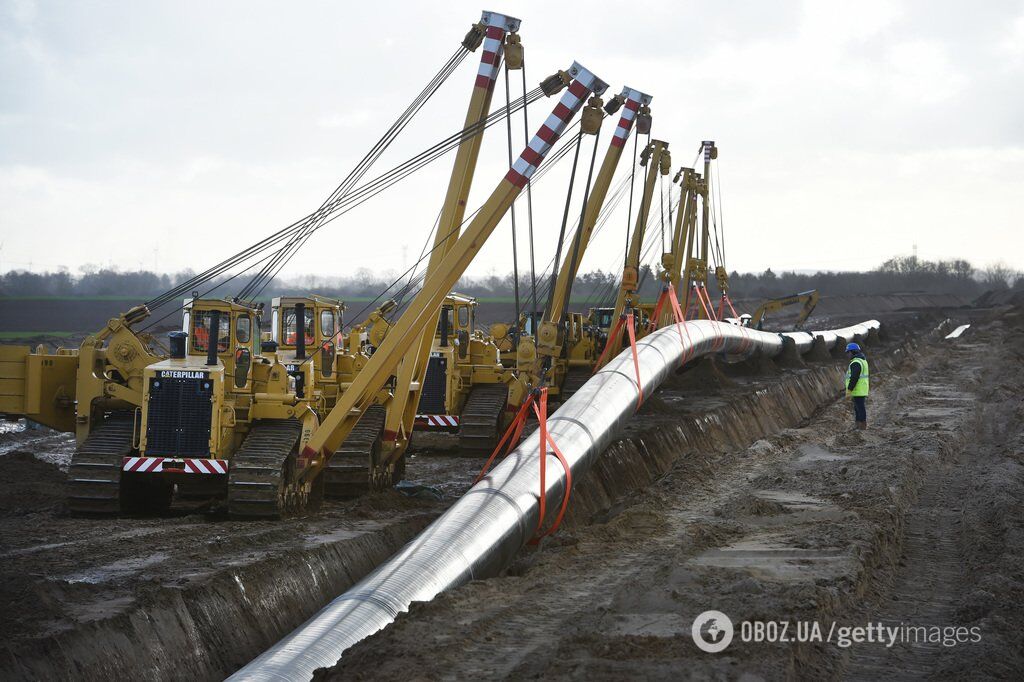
[843, 468, 968, 679]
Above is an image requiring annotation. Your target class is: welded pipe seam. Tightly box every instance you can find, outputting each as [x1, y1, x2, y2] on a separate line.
[229, 319, 880, 681]
[782, 330, 815, 353]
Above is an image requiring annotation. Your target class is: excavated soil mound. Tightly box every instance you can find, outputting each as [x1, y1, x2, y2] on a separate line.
[0, 451, 65, 516]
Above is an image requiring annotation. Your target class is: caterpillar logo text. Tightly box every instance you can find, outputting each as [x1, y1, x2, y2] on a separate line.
[157, 370, 208, 379]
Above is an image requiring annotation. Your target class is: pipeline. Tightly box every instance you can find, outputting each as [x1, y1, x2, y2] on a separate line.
[229, 319, 880, 680]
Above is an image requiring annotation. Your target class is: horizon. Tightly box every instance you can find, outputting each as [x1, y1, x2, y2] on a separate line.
[0, 253, 1013, 283]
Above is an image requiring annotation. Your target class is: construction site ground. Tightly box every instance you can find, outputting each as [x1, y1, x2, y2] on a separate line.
[1, 303, 1021, 680]
[0, 443, 483, 679]
[323, 306, 1024, 680]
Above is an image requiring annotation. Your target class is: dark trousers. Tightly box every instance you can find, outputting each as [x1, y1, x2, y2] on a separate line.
[852, 396, 867, 423]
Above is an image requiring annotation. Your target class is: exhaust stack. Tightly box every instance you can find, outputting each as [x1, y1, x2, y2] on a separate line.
[205, 311, 220, 366]
[294, 303, 306, 360]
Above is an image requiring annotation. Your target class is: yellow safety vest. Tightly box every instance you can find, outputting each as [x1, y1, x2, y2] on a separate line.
[845, 356, 869, 397]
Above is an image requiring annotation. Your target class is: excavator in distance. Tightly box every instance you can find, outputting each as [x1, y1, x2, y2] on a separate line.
[739, 290, 819, 330]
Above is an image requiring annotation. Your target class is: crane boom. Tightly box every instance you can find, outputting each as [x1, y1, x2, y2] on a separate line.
[300, 61, 608, 472]
[544, 87, 652, 326]
[665, 168, 695, 288]
[382, 10, 520, 458]
[598, 139, 671, 364]
[532, 87, 652, 383]
[682, 140, 715, 316]
[656, 166, 697, 327]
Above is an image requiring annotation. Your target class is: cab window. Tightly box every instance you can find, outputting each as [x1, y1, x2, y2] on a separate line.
[283, 307, 314, 346]
[235, 314, 251, 343]
[457, 305, 469, 329]
[193, 311, 230, 353]
[320, 310, 336, 338]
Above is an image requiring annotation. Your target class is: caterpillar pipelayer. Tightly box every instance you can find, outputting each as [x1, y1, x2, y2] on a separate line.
[266, 295, 398, 499]
[0, 12, 612, 519]
[0, 292, 381, 515]
[414, 292, 527, 455]
[0, 10, 537, 515]
[517, 87, 654, 400]
[481, 87, 654, 400]
[297, 61, 608, 502]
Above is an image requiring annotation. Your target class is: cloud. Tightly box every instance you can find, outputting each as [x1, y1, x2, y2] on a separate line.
[997, 11, 1024, 67]
[0, 0, 1021, 278]
[317, 110, 373, 129]
[885, 39, 967, 104]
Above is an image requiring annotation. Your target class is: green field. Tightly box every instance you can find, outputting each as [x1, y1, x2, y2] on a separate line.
[0, 295, 144, 302]
[0, 331, 78, 339]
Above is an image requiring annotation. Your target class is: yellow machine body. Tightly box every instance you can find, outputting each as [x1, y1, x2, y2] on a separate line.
[417, 293, 527, 445]
[0, 305, 162, 441]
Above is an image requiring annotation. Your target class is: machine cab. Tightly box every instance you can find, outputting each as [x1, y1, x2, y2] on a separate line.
[137, 298, 261, 460]
[270, 295, 345, 378]
[588, 307, 615, 333]
[435, 293, 476, 356]
[180, 298, 261, 391]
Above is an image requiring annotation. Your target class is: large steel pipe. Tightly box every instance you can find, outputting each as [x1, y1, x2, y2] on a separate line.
[230, 319, 880, 681]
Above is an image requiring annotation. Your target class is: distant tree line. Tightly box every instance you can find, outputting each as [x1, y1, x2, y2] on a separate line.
[717, 256, 1021, 301]
[0, 256, 1020, 303]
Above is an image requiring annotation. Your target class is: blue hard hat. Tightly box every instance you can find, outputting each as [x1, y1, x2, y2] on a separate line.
[846, 342, 861, 352]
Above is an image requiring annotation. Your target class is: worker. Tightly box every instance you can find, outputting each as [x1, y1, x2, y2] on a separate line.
[844, 342, 869, 429]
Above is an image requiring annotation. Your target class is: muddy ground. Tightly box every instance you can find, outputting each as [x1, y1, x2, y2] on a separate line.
[1, 304, 1016, 680]
[0, 436, 487, 680]
[321, 306, 1024, 680]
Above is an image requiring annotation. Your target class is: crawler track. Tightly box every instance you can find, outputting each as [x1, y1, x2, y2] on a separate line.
[325, 405, 387, 498]
[227, 420, 302, 519]
[458, 383, 508, 456]
[559, 367, 591, 402]
[66, 413, 134, 514]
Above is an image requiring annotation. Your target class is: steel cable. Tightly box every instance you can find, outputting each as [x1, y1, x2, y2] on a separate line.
[145, 78, 542, 311]
[141, 87, 545, 327]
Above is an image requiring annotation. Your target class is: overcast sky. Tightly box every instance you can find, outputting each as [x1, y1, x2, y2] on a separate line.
[2, 0, 1022, 283]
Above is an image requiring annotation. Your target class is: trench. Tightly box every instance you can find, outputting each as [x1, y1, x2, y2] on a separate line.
[562, 361, 853, 532]
[1, 514, 436, 681]
[5, 340, 897, 682]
